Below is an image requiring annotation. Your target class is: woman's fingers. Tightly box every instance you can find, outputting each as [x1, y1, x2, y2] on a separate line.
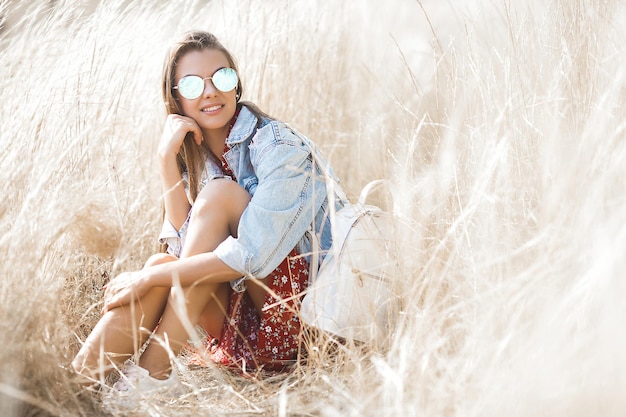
[159, 114, 203, 157]
[101, 272, 141, 312]
[103, 290, 131, 312]
[184, 117, 203, 145]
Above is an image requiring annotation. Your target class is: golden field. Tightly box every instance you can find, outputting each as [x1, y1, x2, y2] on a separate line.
[0, 0, 625, 415]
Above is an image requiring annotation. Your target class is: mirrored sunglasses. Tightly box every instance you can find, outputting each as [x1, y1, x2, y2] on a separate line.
[173, 67, 238, 100]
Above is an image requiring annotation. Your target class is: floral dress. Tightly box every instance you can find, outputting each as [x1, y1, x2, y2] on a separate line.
[195, 250, 309, 373]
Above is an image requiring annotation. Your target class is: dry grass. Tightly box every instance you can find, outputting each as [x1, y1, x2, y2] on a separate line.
[1, 0, 625, 415]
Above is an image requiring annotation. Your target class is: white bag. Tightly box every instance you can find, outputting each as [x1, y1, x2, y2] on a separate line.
[300, 181, 397, 343]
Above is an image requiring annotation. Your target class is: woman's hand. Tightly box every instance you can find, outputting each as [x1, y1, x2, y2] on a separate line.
[158, 115, 198, 230]
[158, 114, 203, 161]
[102, 271, 152, 313]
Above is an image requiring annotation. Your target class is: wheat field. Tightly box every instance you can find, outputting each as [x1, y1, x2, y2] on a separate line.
[1, 0, 625, 416]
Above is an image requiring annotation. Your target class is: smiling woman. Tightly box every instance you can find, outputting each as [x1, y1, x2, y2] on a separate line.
[172, 49, 240, 146]
[2, 0, 626, 415]
[70, 30, 348, 406]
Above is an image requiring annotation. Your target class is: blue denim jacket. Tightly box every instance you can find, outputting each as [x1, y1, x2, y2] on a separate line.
[159, 105, 347, 291]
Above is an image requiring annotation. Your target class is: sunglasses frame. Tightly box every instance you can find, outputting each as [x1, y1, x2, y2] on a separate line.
[173, 67, 238, 100]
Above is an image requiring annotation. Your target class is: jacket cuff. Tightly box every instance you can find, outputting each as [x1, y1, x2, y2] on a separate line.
[213, 236, 252, 293]
[158, 218, 182, 257]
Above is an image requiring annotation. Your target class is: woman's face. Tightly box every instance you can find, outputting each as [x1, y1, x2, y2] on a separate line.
[174, 48, 238, 135]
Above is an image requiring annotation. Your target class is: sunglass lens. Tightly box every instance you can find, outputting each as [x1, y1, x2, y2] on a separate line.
[212, 68, 238, 92]
[178, 76, 204, 99]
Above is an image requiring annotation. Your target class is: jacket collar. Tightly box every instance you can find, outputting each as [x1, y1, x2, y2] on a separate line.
[226, 105, 259, 146]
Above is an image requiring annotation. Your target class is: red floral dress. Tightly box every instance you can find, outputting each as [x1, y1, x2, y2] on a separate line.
[188, 133, 310, 375]
[201, 250, 309, 373]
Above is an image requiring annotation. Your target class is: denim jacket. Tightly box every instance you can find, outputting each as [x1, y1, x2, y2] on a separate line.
[159, 105, 347, 292]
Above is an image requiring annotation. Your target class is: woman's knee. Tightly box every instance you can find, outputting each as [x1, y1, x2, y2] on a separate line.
[144, 253, 177, 268]
[191, 178, 251, 234]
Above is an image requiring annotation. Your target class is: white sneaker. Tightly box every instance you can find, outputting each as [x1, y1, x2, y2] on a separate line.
[103, 363, 183, 412]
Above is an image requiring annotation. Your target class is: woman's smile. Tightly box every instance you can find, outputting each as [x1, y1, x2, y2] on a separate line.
[175, 49, 238, 138]
[201, 104, 224, 113]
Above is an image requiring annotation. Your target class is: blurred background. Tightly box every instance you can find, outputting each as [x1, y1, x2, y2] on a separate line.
[1, 0, 625, 416]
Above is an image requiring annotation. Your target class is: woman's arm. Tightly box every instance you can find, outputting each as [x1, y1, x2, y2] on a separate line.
[158, 114, 204, 229]
[159, 151, 190, 230]
[153, 252, 241, 287]
[103, 252, 241, 312]
[215, 125, 330, 278]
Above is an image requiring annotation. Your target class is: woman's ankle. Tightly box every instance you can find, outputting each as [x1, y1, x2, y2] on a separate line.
[138, 352, 172, 380]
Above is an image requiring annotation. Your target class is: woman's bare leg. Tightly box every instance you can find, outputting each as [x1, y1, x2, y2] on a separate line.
[139, 179, 251, 378]
[71, 253, 175, 383]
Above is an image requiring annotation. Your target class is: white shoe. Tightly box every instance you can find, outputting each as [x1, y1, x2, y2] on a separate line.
[103, 363, 183, 412]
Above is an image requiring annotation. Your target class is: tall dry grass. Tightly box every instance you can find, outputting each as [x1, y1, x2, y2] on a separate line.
[0, 0, 625, 415]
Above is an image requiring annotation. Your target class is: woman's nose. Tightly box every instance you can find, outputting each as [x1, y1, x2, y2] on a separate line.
[202, 77, 218, 97]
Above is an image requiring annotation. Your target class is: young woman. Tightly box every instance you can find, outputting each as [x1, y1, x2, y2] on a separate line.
[72, 31, 346, 393]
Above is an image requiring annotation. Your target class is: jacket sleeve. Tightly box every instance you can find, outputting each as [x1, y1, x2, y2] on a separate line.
[213, 126, 328, 279]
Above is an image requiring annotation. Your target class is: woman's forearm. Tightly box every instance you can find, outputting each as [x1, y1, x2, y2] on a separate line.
[148, 251, 243, 288]
[160, 155, 192, 230]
